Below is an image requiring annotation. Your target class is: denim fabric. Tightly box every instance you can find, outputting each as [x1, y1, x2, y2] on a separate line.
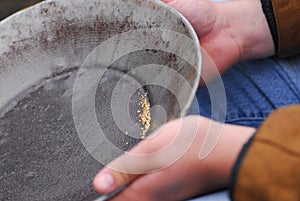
[187, 55, 300, 201]
[189, 55, 300, 128]
[189, 191, 230, 201]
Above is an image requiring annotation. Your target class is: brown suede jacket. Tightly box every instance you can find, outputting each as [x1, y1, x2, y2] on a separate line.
[273, 0, 300, 57]
[231, 1, 300, 200]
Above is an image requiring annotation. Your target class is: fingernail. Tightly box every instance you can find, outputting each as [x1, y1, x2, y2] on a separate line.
[97, 173, 115, 191]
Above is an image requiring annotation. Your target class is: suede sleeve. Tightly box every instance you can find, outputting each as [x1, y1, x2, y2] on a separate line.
[270, 0, 300, 57]
[231, 105, 300, 201]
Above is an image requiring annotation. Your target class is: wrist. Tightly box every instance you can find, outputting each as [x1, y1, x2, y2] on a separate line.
[205, 123, 256, 188]
[216, 0, 275, 61]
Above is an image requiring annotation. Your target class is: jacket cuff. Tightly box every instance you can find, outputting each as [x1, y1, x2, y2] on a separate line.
[268, 0, 300, 57]
[230, 105, 300, 201]
[229, 133, 256, 200]
[260, 0, 279, 53]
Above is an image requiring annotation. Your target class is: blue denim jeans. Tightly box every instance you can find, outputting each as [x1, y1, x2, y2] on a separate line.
[187, 55, 300, 201]
[190, 55, 300, 128]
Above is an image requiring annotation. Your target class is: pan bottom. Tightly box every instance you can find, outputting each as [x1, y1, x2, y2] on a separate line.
[0, 68, 149, 201]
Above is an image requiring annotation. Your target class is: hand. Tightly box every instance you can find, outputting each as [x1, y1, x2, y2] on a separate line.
[163, 0, 275, 83]
[93, 116, 256, 200]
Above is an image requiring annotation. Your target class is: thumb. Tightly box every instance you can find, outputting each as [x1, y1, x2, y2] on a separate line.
[93, 116, 201, 194]
[93, 145, 160, 194]
[93, 121, 179, 194]
[93, 162, 139, 194]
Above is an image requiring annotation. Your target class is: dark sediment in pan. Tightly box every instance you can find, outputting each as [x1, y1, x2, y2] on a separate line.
[0, 69, 148, 201]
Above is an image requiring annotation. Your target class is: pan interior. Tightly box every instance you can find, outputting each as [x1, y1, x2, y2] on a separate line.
[0, 68, 149, 201]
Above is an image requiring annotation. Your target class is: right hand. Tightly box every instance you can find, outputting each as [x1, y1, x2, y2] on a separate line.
[93, 116, 256, 201]
[163, 0, 275, 82]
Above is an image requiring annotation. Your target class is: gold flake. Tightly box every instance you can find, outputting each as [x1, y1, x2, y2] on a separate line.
[138, 93, 151, 137]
